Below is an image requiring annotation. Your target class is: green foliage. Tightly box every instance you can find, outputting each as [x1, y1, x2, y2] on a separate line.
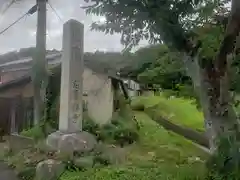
[20, 122, 55, 141]
[82, 114, 102, 141]
[17, 167, 36, 180]
[5, 147, 50, 180]
[196, 25, 225, 60]
[85, 0, 195, 50]
[130, 102, 145, 111]
[20, 125, 45, 141]
[60, 112, 207, 180]
[120, 44, 194, 98]
[83, 93, 139, 145]
[131, 95, 204, 132]
[83, 0, 228, 53]
[206, 130, 240, 179]
[47, 96, 59, 129]
[84, 51, 132, 73]
[104, 116, 139, 146]
[83, 113, 139, 146]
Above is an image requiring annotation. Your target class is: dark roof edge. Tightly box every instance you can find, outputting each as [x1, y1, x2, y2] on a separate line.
[0, 75, 31, 92]
[0, 66, 123, 92]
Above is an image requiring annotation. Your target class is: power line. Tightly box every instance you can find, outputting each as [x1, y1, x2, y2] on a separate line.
[0, 4, 37, 36]
[0, 13, 27, 35]
[47, 1, 63, 23]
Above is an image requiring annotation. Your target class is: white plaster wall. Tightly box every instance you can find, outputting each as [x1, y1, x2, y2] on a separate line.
[83, 67, 113, 125]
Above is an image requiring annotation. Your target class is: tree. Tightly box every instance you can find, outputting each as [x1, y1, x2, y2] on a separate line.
[83, 0, 240, 151]
[121, 44, 188, 87]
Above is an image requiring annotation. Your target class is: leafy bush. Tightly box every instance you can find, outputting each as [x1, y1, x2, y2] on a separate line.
[83, 112, 139, 146]
[82, 114, 102, 141]
[206, 130, 240, 179]
[20, 126, 45, 141]
[108, 115, 139, 146]
[48, 96, 60, 129]
[20, 122, 55, 141]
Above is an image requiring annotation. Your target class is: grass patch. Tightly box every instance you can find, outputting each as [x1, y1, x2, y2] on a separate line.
[83, 111, 139, 147]
[131, 95, 204, 132]
[60, 112, 208, 180]
[20, 126, 44, 141]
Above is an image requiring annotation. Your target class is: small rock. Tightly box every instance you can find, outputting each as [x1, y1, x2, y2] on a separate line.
[36, 159, 65, 180]
[187, 156, 202, 163]
[74, 156, 94, 169]
[46, 131, 97, 155]
[35, 141, 52, 154]
[59, 131, 97, 153]
[95, 144, 126, 165]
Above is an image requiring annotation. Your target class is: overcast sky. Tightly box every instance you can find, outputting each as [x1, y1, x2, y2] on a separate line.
[0, 0, 148, 54]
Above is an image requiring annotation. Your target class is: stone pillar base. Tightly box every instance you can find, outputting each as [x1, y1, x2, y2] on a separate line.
[46, 131, 97, 154]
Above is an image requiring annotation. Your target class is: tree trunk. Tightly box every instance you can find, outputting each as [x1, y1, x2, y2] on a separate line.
[183, 0, 240, 152]
[184, 54, 237, 152]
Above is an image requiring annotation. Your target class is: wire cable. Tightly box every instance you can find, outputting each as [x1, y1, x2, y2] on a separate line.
[0, 4, 37, 36]
[0, 13, 27, 35]
[47, 1, 63, 23]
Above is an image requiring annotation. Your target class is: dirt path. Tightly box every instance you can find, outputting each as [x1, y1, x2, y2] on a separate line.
[0, 161, 19, 180]
[0, 138, 24, 180]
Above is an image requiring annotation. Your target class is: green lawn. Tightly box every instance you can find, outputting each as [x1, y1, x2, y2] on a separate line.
[131, 95, 204, 132]
[60, 112, 207, 180]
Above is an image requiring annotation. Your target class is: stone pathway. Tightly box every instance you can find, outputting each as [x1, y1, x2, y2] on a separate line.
[0, 140, 20, 180]
[0, 161, 19, 180]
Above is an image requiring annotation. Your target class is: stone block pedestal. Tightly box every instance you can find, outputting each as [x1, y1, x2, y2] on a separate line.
[46, 131, 97, 154]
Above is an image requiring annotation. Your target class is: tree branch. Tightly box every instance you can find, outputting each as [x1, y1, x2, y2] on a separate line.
[216, 0, 240, 76]
[80, 3, 98, 9]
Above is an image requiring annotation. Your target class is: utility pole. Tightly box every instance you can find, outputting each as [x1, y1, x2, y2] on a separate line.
[33, 0, 47, 125]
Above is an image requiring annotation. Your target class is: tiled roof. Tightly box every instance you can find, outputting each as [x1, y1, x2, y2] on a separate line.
[0, 52, 123, 91]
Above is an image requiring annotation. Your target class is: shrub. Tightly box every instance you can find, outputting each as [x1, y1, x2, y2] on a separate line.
[112, 127, 139, 147]
[82, 112, 139, 146]
[103, 115, 139, 146]
[206, 130, 240, 179]
[20, 126, 45, 141]
[20, 122, 55, 141]
[82, 114, 102, 141]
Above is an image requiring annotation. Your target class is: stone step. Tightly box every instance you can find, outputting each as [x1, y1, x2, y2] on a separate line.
[0, 161, 19, 180]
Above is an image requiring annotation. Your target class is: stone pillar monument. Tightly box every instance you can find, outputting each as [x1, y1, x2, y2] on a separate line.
[46, 19, 96, 154]
[58, 19, 84, 133]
